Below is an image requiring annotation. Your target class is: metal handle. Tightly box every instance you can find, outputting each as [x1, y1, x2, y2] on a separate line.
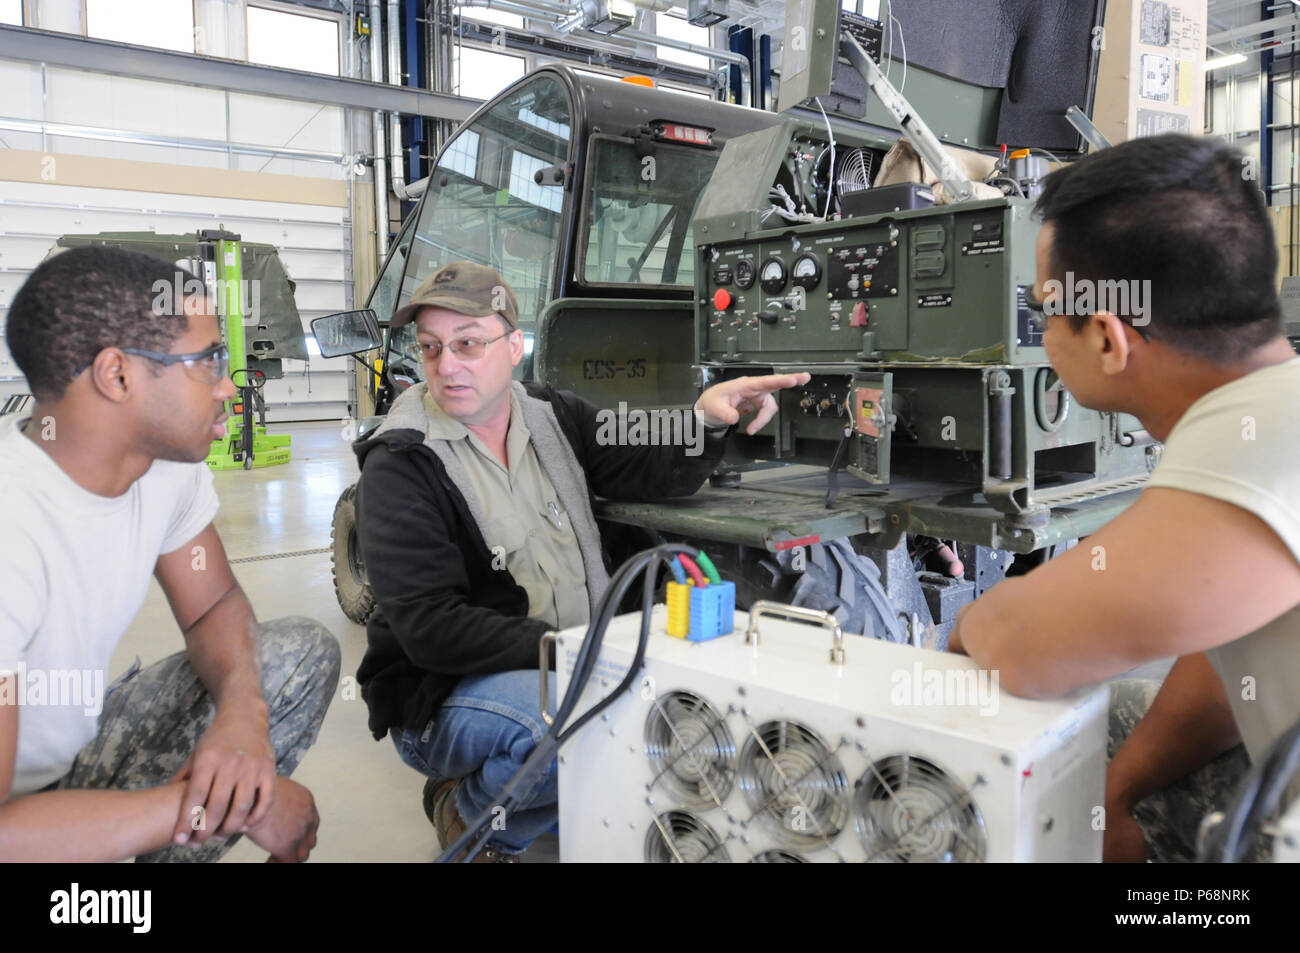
[539, 632, 557, 726]
[745, 600, 845, 665]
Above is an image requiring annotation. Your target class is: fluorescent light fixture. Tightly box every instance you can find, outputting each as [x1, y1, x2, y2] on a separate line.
[586, 0, 634, 36]
[687, 0, 727, 27]
[1204, 53, 1247, 70]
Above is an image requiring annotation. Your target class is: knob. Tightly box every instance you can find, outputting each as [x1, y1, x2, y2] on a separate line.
[713, 288, 732, 311]
[756, 311, 779, 325]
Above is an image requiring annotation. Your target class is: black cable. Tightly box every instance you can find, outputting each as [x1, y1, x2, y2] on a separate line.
[559, 562, 662, 743]
[436, 543, 699, 862]
[825, 425, 853, 508]
[552, 547, 666, 729]
[436, 550, 661, 862]
[451, 545, 689, 860]
[1200, 714, 1300, 862]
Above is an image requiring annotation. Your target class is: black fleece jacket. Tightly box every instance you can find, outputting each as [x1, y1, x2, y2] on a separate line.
[353, 382, 730, 740]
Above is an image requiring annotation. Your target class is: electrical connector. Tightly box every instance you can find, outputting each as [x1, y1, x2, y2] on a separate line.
[687, 580, 735, 641]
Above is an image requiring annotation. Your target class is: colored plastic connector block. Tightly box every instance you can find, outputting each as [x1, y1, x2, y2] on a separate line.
[687, 581, 735, 642]
[666, 580, 692, 638]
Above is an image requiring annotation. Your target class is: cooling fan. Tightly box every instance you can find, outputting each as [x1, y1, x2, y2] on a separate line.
[644, 691, 736, 808]
[645, 810, 730, 863]
[835, 147, 875, 194]
[556, 603, 1109, 862]
[738, 720, 851, 851]
[855, 754, 987, 863]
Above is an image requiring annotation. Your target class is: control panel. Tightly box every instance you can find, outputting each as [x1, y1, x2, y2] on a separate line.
[699, 197, 1041, 365]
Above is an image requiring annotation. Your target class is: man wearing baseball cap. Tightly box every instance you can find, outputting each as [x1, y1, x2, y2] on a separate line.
[352, 260, 808, 861]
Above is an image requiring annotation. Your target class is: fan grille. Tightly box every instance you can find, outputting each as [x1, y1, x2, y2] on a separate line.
[644, 691, 736, 808]
[644, 810, 730, 863]
[748, 849, 807, 863]
[854, 754, 987, 862]
[836, 147, 876, 195]
[738, 720, 851, 850]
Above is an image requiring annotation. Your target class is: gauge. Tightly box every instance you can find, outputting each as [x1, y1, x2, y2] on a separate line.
[791, 254, 822, 291]
[734, 258, 756, 289]
[759, 258, 788, 294]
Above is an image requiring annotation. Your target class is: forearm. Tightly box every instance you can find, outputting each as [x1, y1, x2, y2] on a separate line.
[390, 598, 551, 675]
[0, 782, 187, 861]
[1106, 652, 1242, 809]
[952, 578, 1136, 698]
[181, 585, 267, 718]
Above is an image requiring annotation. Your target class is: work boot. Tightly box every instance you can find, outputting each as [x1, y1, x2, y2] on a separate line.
[425, 777, 519, 863]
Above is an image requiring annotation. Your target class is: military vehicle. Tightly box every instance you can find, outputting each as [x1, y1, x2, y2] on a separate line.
[317, 0, 1154, 644]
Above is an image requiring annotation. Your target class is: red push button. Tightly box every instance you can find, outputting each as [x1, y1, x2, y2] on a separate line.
[713, 288, 732, 311]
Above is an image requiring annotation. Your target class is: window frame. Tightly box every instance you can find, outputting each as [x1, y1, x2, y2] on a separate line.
[394, 72, 578, 327]
[245, 0, 345, 77]
[574, 132, 716, 293]
[83, 0, 199, 54]
[455, 43, 528, 101]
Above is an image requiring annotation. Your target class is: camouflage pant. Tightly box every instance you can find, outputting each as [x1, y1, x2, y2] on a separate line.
[56, 616, 341, 863]
[1109, 678, 1268, 862]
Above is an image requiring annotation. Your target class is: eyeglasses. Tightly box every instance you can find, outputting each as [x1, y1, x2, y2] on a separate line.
[120, 343, 230, 383]
[1023, 288, 1151, 343]
[418, 331, 510, 362]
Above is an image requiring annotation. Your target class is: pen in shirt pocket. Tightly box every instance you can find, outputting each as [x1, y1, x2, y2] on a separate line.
[544, 500, 563, 529]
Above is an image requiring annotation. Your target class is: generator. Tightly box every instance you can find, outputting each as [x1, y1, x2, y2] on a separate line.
[694, 126, 1157, 526]
[555, 603, 1108, 862]
[681, 0, 1154, 533]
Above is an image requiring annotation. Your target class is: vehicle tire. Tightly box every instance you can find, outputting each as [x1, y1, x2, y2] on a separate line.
[332, 483, 376, 624]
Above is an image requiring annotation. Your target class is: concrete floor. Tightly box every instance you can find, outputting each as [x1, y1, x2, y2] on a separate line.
[112, 420, 1168, 863]
[112, 420, 558, 863]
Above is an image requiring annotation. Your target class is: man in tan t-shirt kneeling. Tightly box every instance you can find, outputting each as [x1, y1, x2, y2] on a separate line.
[947, 133, 1300, 862]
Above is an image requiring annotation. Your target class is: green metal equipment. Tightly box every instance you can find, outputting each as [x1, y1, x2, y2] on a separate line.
[196, 229, 292, 471]
[51, 229, 302, 471]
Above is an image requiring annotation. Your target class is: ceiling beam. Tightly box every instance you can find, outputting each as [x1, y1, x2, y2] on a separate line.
[0, 24, 480, 121]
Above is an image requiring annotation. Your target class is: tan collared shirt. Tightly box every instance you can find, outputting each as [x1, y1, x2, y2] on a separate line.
[423, 389, 589, 630]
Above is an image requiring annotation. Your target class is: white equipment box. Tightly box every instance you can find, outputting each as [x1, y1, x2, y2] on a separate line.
[555, 602, 1108, 863]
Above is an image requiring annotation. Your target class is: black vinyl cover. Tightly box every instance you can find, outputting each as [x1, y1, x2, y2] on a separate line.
[888, 0, 1105, 153]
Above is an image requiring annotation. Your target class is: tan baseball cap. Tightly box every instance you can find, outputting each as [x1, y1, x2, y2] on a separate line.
[390, 260, 520, 330]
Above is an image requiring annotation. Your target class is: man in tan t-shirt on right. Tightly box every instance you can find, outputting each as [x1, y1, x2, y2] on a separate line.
[946, 133, 1300, 862]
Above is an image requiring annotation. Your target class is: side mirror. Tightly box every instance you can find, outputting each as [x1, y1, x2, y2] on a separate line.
[311, 309, 383, 357]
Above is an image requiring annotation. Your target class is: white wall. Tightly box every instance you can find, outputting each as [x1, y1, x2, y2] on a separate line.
[0, 1, 360, 422]
[0, 180, 354, 421]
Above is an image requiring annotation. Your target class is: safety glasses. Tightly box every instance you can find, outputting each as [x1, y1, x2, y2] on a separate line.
[120, 343, 230, 384]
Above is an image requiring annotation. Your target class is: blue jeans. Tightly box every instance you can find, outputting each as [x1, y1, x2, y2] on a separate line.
[392, 670, 558, 855]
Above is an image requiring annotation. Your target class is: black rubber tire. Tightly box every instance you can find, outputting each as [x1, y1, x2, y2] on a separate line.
[331, 483, 376, 624]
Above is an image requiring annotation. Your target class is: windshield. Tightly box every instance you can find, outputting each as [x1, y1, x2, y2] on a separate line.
[581, 136, 717, 288]
[367, 210, 416, 320]
[395, 74, 572, 328]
